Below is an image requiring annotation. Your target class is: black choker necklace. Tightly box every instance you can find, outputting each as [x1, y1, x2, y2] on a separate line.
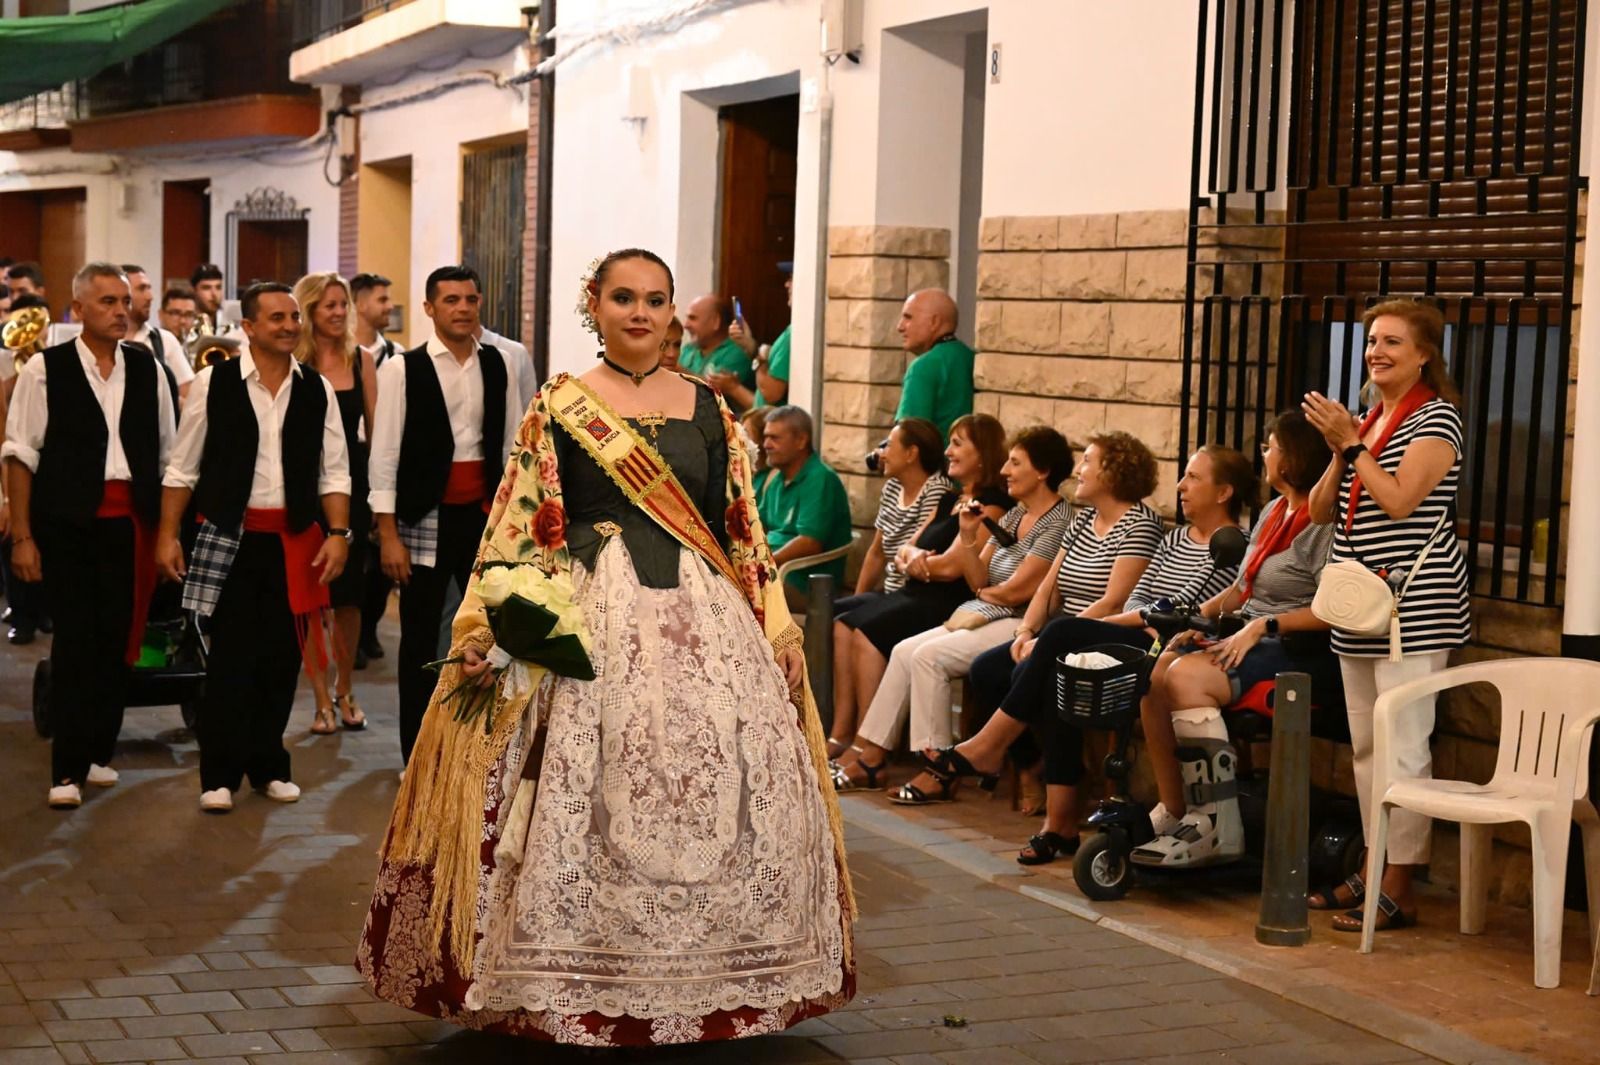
[600, 353, 660, 387]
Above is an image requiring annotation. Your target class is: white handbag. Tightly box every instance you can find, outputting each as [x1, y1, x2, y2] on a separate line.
[1311, 507, 1450, 662]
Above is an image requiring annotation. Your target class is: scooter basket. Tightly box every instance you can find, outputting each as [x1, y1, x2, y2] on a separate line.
[1054, 643, 1151, 728]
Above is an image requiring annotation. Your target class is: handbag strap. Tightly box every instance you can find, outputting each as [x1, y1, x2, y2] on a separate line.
[1336, 478, 1452, 606]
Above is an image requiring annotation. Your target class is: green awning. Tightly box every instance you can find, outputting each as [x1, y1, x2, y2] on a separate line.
[0, 0, 238, 107]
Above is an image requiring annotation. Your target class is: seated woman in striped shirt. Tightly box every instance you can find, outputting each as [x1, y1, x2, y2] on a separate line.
[1132, 411, 1335, 868]
[831, 427, 1074, 794]
[914, 444, 1255, 862]
[826, 416, 1003, 759]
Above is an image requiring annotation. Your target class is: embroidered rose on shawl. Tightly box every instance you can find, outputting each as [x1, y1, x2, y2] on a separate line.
[517, 406, 546, 451]
[537, 451, 560, 491]
[725, 497, 754, 543]
[532, 499, 567, 549]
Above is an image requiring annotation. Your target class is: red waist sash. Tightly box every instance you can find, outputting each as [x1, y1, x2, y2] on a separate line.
[97, 481, 156, 665]
[243, 507, 332, 671]
[443, 460, 490, 511]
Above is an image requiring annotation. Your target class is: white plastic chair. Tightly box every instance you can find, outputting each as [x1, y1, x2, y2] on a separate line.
[1358, 657, 1600, 989]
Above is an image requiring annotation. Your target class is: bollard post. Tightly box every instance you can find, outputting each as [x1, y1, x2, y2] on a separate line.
[1256, 671, 1312, 946]
[805, 573, 836, 737]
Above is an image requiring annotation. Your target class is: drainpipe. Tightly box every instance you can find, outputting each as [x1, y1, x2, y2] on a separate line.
[1563, 35, 1600, 661]
[530, 0, 557, 381]
[808, 63, 834, 423]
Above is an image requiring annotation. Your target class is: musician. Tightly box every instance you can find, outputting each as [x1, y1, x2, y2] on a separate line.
[2, 264, 177, 809]
[123, 264, 194, 402]
[2, 292, 56, 645]
[369, 265, 518, 764]
[158, 282, 351, 813]
[189, 263, 228, 339]
[158, 287, 199, 341]
[351, 272, 398, 369]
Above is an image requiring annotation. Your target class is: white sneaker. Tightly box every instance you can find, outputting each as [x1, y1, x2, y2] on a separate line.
[199, 788, 234, 813]
[261, 780, 300, 803]
[86, 764, 119, 787]
[48, 783, 82, 809]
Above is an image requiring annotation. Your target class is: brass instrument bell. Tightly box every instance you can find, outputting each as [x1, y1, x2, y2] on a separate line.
[187, 331, 241, 371]
[2, 305, 50, 374]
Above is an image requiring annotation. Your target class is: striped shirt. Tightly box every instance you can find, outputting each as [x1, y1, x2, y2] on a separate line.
[1330, 398, 1471, 656]
[877, 473, 956, 592]
[1053, 502, 1165, 616]
[954, 498, 1072, 622]
[1124, 525, 1242, 614]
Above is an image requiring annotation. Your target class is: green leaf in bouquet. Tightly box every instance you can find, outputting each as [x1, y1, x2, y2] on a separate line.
[528, 633, 596, 681]
[490, 593, 560, 658]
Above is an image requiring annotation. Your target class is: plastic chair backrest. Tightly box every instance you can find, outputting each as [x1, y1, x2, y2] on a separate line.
[1485, 660, 1600, 802]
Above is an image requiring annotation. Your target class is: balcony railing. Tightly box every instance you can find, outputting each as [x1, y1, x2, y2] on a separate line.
[0, 85, 79, 133]
[290, 0, 416, 47]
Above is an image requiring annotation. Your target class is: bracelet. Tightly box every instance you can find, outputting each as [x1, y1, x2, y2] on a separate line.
[1015, 626, 1035, 641]
[959, 535, 978, 548]
[12, 535, 30, 545]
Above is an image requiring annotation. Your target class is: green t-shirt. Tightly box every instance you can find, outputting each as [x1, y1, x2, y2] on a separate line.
[756, 452, 853, 591]
[895, 336, 975, 440]
[679, 336, 755, 390]
[753, 325, 792, 409]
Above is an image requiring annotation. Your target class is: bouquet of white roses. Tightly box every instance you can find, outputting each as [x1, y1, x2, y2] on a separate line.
[429, 563, 595, 732]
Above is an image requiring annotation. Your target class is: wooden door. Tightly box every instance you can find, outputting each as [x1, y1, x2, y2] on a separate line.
[460, 138, 526, 341]
[717, 95, 798, 346]
[38, 188, 86, 317]
[235, 220, 308, 291]
[162, 180, 211, 290]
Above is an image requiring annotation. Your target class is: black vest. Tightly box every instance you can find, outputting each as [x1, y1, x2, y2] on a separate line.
[141, 328, 181, 419]
[33, 340, 163, 528]
[394, 344, 506, 525]
[192, 358, 328, 534]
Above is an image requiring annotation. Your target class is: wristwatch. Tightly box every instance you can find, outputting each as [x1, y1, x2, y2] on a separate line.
[327, 527, 353, 541]
[1264, 616, 1280, 637]
[1341, 442, 1368, 465]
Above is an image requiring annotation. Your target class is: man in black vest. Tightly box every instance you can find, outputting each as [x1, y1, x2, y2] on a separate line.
[157, 282, 351, 813]
[1, 263, 177, 810]
[369, 264, 518, 764]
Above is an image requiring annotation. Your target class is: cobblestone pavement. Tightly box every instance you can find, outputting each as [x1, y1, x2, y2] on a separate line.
[0, 620, 1440, 1064]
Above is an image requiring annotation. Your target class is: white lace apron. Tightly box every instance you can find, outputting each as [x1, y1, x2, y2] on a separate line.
[467, 536, 845, 1019]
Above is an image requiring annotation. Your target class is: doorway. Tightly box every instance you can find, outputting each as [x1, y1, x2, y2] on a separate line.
[460, 133, 526, 343]
[0, 187, 86, 316]
[358, 156, 413, 345]
[716, 95, 798, 347]
[225, 187, 310, 296]
[162, 179, 210, 291]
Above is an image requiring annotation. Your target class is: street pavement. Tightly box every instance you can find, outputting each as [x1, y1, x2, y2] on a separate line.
[0, 618, 1439, 1064]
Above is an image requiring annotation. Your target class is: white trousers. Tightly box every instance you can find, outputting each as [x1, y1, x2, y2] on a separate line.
[1340, 650, 1451, 866]
[856, 618, 1021, 753]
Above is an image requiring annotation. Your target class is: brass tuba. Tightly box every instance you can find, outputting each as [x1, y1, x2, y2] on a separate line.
[2, 305, 50, 375]
[187, 330, 241, 371]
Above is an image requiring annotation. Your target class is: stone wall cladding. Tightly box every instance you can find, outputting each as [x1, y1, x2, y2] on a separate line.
[821, 225, 951, 541]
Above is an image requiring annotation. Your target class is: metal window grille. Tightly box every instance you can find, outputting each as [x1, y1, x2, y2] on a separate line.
[461, 142, 528, 344]
[1183, 0, 1587, 605]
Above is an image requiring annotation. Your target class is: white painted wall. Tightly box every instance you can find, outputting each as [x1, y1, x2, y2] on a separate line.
[358, 51, 530, 342]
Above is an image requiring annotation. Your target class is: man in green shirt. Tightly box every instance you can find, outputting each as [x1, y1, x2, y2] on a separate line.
[679, 294, 756, 395]
[756, 405, 853, 607]
[717, 268, 792, 410]
[894, 288, 974, 440]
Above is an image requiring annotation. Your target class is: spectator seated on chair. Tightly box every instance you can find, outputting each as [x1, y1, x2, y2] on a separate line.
[754, 405, 852, 611]
[823, 416, 993, 760]
[1132, 410, 1336, 869]
[831, 426, 1072, 797]
[915, 443, 1256, 865]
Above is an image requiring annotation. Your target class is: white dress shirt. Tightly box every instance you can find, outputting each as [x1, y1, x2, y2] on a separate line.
[130, 322, 195, 386]
[163, 346, 352, 507]
[479, 326, 536, 413]
[1, 337, 178, 478]
[367, 333, 520, 516]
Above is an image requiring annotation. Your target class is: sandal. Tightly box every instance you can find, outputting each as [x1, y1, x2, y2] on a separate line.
[919, 746, 1001, 793]
[830, 757, 886, 792]
[1308, 872, 1365, 911]
[889, 776, 956, 805]
[1017, 766, 1046, 817]
[1330, 892, 1416, 933]
[310, 705, 337, 735]
[825, 738, 851, 761]
[335, 693, 367, 731]
[1017, 831, 1080, 866]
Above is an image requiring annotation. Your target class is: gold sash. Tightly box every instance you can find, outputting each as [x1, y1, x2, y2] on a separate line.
[548, 374, 742, 588]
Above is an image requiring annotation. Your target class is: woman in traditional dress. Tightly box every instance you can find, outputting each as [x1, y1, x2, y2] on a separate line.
[357, 249, 853, 1046]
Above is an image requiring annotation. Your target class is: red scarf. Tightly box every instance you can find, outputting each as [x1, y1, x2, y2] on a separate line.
[1346, 381, 1436, 532]
[242, 508, 333, 673]
[95, 481, 156, 665]
[1240, 498, 1310, 601]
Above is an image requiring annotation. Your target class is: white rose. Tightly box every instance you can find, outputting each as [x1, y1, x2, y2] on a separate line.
[476, 566, 516, 607]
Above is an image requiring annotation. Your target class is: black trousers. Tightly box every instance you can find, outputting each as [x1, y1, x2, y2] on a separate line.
[197, 532, 301, 791]
[37, 517, 134, 786]
[360, 555, 393, 644]
[397, 503, 484, 763]
[969, 616, 1149, 787]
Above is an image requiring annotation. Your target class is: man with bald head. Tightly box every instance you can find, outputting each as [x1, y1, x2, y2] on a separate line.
[894, 289, 973, 440]
[679, 294, 755, 398]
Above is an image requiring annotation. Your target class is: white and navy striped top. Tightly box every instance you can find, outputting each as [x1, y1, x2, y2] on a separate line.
[954, 498, 1072, 622]
[1052, 502, 1165, 617]
[1124, 525, 1242, 614]
[1330, 398, 1471, 656]
[877, 473, 956, 593]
